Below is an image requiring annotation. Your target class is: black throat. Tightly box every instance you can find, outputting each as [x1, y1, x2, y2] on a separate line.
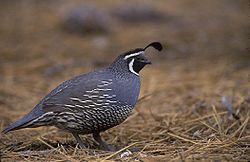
[132, 60, 147, 74]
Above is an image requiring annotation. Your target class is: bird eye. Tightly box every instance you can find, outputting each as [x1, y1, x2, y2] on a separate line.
[135, 56, 143, 61]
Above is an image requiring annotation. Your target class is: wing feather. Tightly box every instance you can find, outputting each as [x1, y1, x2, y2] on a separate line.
[42, 70, 114, 113]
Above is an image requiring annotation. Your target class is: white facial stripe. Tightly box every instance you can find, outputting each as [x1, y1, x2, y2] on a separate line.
[124, 51, 144, 60]
[129, 58, 139, 76]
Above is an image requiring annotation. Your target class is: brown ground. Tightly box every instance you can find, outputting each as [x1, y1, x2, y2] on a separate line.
[0, 0, 249, 161]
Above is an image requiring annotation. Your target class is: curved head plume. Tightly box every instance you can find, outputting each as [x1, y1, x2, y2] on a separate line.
[123, 42, 163, 60]
[144, 42, 163, 52]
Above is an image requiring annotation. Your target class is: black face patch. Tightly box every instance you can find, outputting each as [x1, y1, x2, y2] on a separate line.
[127, 54, 151, 75]
[132, 60, 147, 74]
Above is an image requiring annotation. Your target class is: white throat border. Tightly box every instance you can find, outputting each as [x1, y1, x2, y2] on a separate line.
[124, 51, 144, 60]
[129, 58, 139, 76]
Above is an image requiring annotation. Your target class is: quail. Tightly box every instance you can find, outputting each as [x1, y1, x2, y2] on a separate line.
[2, 42, 162, 150]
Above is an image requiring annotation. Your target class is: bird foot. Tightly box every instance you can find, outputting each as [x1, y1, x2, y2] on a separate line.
[98, 143, 121, 151]
[92, 133, 141, 152]
[72, 133, 90, 149]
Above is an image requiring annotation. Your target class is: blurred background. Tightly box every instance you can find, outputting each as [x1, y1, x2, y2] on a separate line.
[0, 0, 249, 161]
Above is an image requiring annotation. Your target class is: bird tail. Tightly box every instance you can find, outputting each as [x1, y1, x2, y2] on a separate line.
[2, 104, 45, 134]
[2, 118, 30, 134]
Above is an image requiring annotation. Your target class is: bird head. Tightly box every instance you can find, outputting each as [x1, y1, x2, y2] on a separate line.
[121, 42, 163, 76]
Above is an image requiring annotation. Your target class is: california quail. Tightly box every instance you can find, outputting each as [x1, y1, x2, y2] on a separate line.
[2, 42, 162, 150]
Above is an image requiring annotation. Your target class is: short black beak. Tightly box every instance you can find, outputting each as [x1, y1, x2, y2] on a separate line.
[143, 59, 151, 64]
[139, 55, 151, 64]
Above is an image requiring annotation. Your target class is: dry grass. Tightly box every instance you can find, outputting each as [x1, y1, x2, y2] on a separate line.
[1, 64, 249, 162]
[0, 0, 249, 161]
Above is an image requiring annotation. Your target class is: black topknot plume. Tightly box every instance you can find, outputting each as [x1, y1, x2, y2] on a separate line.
[144, 42, 163, 51]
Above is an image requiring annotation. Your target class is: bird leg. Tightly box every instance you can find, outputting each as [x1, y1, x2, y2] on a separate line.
[72, 133, 87, 149]
[93, 132, 117, 151]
